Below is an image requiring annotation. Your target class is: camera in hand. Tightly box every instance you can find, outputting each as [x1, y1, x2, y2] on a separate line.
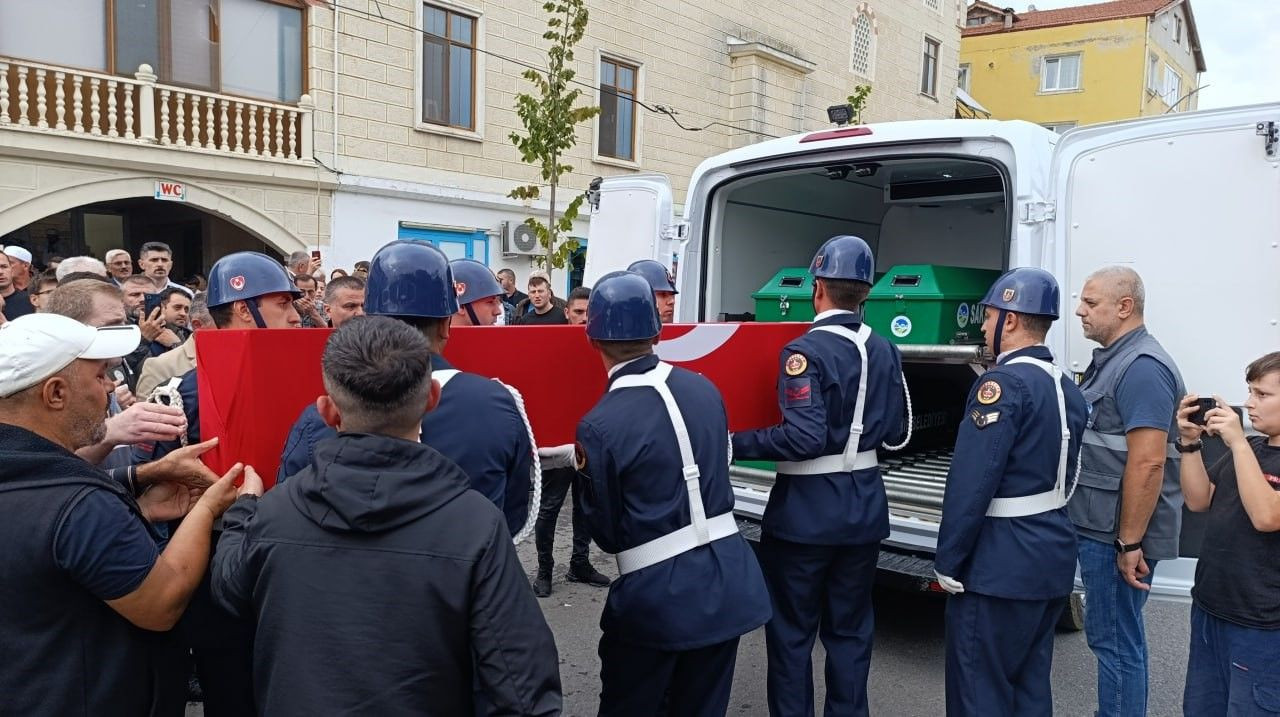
[1189, 397, 1216, 426]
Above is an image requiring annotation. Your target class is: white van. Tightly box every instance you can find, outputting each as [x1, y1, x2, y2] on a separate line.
[583, 104, 1280, 613]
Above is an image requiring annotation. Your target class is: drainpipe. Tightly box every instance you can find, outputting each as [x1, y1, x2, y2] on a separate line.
[1140, 17, 1152, 116]
[333, 1, 340, 171]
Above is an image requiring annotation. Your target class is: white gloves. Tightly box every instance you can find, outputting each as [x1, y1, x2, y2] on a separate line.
[934, 571, 965, 595]
[537, 444, 577, 470]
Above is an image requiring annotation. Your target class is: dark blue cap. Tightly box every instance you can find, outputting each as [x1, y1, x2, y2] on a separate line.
[449, 259, 503, 305]
[365, 240, 459, 319]
[810, 235, 875, 283]
[981, 267, 1060, 319]
[586, 271, 662, 341]
[626, 259, 678, 294]
[206, 251, 300, 308]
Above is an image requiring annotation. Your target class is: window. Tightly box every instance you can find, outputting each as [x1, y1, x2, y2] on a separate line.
[1040, 54, 1081, 92]
[1164, 65, 1182, 109]
[966, 15, 989, 26]
[1174, 15, 1183, 45]
[1042, 121, 1077, 134]
[923, 0, 941, 12]
[397, 225, 489, 262]
[1147, 53, 1160, 93]
[850, 9, 875, 78]
[599, 58, 637, 161]
[0, 0, 304, 103]
[421, 3, 476, 130]
[920, 36, 940, 97]
[957, 63, 971, 92]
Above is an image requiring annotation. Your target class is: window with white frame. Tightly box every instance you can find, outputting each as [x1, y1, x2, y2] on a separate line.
[598, 57, 638, 161]
[1164, 64, 1182, 109]
[920, 36, 940, 97]
[421, 3, 477, 130]
[1147, 53, 1159, 93]
[850, 8, 875, 79]
[1040, 54, 1081, 92]
[1174, 15, 1183, 45]
[924, 0, 941, 12]
[1042, 121, 1076, 134]
[957, 63, 971, 92]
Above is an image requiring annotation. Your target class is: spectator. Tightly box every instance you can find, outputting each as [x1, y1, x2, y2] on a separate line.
[293, 273, 327, 328]
[183, 272, 208, 293]
[55, 255, 108, 282]
[137, 241, 192, 296]
[1071, 266, 1184, 717]
[285, 250, 320, 281]
[1178, 353, 1280, 716]
[46, 255, 64, 272]
[27, 268, 59, 312]
[0, 312, 254, 716]
[330, 268, 349, 281]
[323, 276, 366, 328]
[117, 278, 184, 381]
[137, 292, 211, 400]
[0, 251, 34, 323]
[152, 287, 193, 350]
[212, 316, 562, 715]
[497, 268, 527, 318]
[565, 285, 589, 324]
[120, 275, 152, 320]
[352, 260, 370, 279]
[105, 248, 133, 286]
[515, 275, 568, 325]
[4, 245, 33, 291]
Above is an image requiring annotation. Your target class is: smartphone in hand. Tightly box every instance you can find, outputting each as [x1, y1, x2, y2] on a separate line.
[1189, 397, 1217, 426]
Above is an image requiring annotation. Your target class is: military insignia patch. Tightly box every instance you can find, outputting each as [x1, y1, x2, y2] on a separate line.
[784, 378, 812, 407]
[574, 442, 587, 472]
[976, 380, 1002, 405]
[971, 409, 1001, 428]
[784, 353, 808, 376]
[1002, 288, 1016, 302]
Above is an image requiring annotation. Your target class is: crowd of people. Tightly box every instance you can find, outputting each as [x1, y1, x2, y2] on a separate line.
[0, 234, 1275, 717]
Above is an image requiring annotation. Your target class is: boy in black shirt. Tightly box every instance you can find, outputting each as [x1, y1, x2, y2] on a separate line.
[1178, 351, 1280, 716]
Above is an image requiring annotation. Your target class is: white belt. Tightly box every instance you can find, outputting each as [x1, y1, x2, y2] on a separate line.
[777, 449, 879, 475]
[984, 356, 1077, 518]
[609, 362, 739, 576]
[433, 369, 459, 388]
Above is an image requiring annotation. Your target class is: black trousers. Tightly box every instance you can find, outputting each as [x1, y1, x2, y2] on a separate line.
[598, 632, 741, 717]
[534, 467, 591, 570]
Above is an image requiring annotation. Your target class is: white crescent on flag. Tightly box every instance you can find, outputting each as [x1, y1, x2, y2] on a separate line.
[655, 324, 740, 363]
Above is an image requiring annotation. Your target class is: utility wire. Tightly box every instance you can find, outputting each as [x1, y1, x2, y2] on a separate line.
[332, 0, 779, 139]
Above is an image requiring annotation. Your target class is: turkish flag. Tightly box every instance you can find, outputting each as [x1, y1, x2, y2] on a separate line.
[196, 322, 807, 483]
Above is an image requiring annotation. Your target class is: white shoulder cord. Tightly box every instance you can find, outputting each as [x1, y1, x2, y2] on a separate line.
[497, 379, 542, 546]
[881, 372, 913, 452]
[148, 377, 188, 447]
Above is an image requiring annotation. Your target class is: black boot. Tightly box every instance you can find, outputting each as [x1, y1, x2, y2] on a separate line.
[532, 567, 552, 597]
[566, 561, 611, 588]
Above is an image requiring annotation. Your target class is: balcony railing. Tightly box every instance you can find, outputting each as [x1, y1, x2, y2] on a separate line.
[0, 58, 313, 163]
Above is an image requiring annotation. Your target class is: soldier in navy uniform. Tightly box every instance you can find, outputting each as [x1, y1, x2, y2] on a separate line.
[934, 268, 1087, 716]
[565, 270, 771, 716]
[277, 246, 533, 537]
[626, 259, 678, 324]
[732, 235, 907, 717]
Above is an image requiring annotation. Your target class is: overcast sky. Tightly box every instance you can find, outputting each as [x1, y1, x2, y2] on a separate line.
[1013, 0, 1278, 109]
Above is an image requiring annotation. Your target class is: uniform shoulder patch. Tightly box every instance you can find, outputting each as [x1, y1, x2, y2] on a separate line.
[784, 377, 812, 408]
[976, 379, 1002, 405]
[784, 353, 808, 376]
[970, 409, 1001, 428]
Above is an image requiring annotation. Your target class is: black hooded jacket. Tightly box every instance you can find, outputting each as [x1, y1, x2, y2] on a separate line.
[211, 432, 561, 716]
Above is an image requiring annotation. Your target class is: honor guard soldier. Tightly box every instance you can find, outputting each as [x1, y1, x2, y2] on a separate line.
[277, 242, 533, 537]
[147, 251, 302, 717]
[934, 268, 1087, 717]
[450, 258, 505, 326]
[626, 259, 678, 323]
[573, 270, 771, 716]
[732, 235, 907, 717]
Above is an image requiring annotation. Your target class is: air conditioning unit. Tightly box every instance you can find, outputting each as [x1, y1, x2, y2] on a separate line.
[504, 222, 541, 256]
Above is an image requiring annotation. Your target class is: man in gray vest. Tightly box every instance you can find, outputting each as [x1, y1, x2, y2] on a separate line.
[1071, 266, 1185, 717]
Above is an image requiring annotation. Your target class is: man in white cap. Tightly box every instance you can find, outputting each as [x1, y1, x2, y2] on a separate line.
[4, 244, 33, 291]
[0, 313, 261, 716]
[0, 250, 34, 322]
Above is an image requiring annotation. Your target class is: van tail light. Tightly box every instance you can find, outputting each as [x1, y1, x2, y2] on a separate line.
[800, 127, 874, 143]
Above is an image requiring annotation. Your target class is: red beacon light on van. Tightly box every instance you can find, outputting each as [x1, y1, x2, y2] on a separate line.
[801, 126, 873, 143]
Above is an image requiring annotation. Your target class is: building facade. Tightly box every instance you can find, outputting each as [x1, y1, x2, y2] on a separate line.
[1, 0, 963, 290]
[960, 0, 1206, 133]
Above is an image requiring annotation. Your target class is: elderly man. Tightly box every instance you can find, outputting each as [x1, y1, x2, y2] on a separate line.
[0, 251, 34, 322]
[0, 313, 255, 716]
[1071, 265, 1185, 717]
[322, 276, 365, 328]
[54, 256, 109, 282]
[4, 245, 33, 291]
[105, 249, 134, 286]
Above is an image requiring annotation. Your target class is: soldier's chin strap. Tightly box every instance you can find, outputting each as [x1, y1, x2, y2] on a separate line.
[464, 302, 481, 326]
[990, 308, 1010, 357]
[245, 297, 268, 329]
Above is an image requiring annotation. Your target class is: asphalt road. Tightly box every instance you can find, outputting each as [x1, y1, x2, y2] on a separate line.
[523, 505, 1193, 717]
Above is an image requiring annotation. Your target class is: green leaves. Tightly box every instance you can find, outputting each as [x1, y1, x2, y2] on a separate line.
[506, 0, 601, 276]
[846, 84, 873, 124]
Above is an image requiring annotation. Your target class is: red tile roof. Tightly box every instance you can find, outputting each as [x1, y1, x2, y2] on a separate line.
[962, 0, 1174, 37]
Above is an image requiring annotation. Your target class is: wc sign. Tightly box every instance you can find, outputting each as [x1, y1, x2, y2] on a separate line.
[154, 181, 187, 202]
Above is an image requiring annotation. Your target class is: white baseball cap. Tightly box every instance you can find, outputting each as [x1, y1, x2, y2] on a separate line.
[3, 245, 32, 264]
[0, 314, 141, 397]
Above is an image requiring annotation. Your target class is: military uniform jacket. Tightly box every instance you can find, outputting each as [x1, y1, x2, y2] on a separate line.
[934, 345, 1087, 600]
[575, 354, 772, 651]
[277, 355, 533, 536]
[732, 310, 906, 545]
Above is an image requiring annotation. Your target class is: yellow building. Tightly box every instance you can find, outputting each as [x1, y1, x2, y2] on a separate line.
[960, 0, 1206, 131]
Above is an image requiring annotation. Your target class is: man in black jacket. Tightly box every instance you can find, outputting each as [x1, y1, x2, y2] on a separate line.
[212, 316, 562, 716]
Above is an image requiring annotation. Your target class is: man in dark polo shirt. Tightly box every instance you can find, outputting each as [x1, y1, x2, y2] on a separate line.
[0, 313, 256, 716]
[515, 274, 568, 325]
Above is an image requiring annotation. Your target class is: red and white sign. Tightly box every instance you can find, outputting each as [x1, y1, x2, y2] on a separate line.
[154, 180, 187, 202]
[195, 323, 808, 484]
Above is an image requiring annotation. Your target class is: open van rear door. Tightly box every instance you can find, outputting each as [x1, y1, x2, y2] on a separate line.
[583, 174, 678, 287]
[1054, 104, 1280, 402]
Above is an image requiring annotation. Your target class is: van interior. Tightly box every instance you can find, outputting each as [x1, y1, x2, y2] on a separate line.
[709, 155, 1011, 520]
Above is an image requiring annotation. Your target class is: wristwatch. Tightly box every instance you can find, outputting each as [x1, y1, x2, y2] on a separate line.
[1114, 537, 1143, 553]
[1176, 439, 1203, 453]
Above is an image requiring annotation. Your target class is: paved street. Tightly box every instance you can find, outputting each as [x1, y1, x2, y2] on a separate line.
[523, 504, 1193, 717]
